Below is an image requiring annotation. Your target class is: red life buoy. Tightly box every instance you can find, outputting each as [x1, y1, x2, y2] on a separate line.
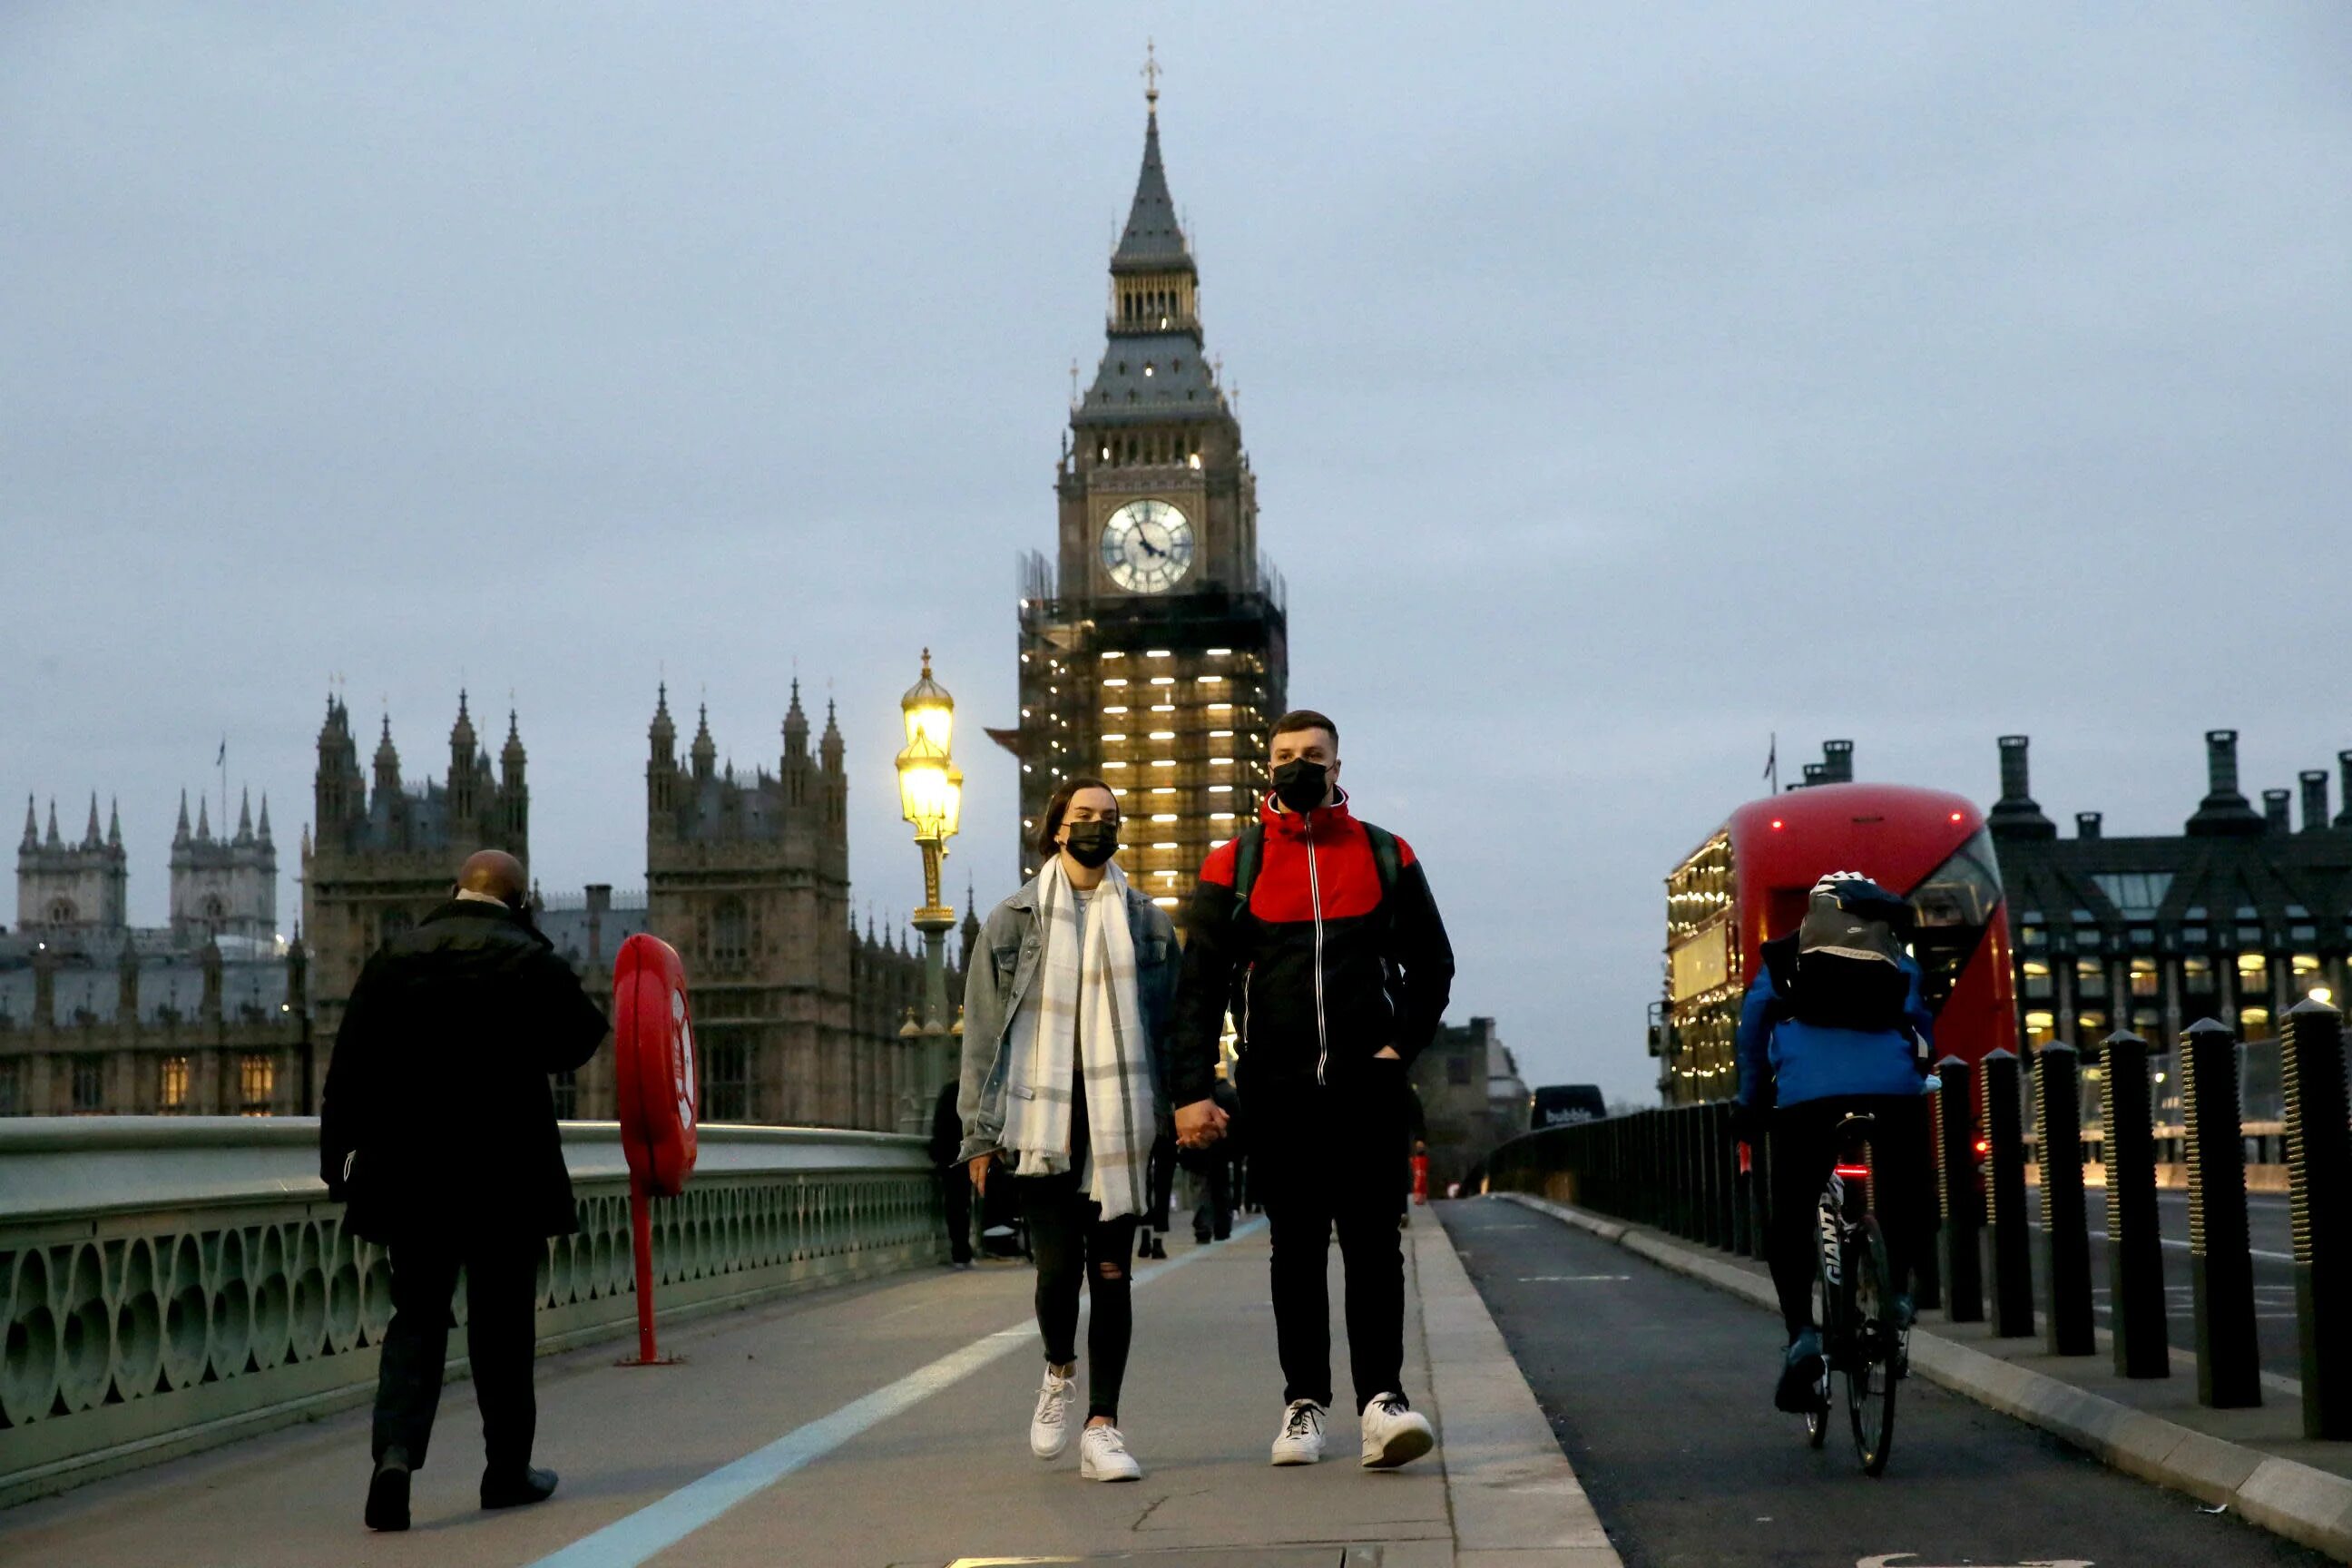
[613, 933, 700, 1196]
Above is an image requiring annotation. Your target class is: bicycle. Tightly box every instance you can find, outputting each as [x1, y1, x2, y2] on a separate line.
[1803, 1111, 1904, 1475]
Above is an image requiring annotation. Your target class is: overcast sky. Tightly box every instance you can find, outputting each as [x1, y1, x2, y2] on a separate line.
[5, 6, 2347, 1103]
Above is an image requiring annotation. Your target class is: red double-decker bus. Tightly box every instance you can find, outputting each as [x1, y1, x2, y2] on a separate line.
[1658, 782, 2014, 1105]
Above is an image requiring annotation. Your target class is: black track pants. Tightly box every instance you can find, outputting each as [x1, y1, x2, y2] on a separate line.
[1248, 1061, 1413, 1414]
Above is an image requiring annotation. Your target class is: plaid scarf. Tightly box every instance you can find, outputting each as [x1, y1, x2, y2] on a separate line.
[1004, 858, 1156, 1220]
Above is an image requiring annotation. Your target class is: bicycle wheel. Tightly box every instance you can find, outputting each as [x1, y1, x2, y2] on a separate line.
[1845, 1215, 1898, 1475]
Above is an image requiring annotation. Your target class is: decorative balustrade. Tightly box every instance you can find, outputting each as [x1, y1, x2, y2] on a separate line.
[0, 1117, 940, 1504]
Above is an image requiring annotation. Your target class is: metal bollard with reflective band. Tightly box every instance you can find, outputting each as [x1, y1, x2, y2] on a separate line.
[2101, 1029, 2170, 1377]
[2181, 1015, 2260, 1408]
[2034, 1041, 2095, 1355]
[1982, 1048, 2035, 1336]
[2281, 997, 2350, 1437]
[1936, 1056, 1983, 1323]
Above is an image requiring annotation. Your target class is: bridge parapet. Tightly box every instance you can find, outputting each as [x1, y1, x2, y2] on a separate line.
[0, 1117, 938, 1505]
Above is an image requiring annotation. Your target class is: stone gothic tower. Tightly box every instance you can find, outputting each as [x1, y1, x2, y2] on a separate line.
[302, 691, 529, 1080]
[169, 786, 278, 947]
[999, 74, 1287, 915]
[644, 682, 902, 1129]
[15, 794, 130, 933]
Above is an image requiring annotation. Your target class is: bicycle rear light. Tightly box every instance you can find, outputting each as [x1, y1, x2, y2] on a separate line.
[1832, 1163, 1871, 1179]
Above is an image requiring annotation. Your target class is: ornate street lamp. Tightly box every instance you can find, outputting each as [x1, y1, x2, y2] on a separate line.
[896, 651, 963, 1130]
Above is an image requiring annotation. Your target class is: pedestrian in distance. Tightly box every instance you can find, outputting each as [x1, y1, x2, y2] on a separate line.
[318, 849, 610, 1533]
[1171, 710, 1455, 1470]
[956, 778, 1183, 1483]
[929, 1077, 975, 1267]
[1184, 1073, 1242, 1243]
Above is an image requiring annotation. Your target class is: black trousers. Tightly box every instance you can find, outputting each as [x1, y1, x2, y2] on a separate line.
[940, 1164, 974, 1263]
[1249, 1064, 1411, 1414]
[1766, 1094, 1936, 1339]
[1142, 1132, 1177, 1233]
[1190, 1155, 1232, 1241]
[372, 1238, 542, 1475]
[1017, 1172, 1139, 1422]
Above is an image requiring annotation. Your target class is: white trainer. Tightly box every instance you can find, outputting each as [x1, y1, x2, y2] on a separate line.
[1359, 1392, 1435, 1469]
[1078, 1422, 1143, 1482]
[1269, 1398, 1328, 1465]
[1030, 1367, 1076, 1459]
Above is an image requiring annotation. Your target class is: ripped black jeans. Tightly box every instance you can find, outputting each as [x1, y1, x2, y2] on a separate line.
[1017, 1171, 1140, 1423]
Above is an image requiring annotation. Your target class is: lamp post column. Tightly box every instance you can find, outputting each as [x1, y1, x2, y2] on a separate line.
[913, 838, 956, 1129]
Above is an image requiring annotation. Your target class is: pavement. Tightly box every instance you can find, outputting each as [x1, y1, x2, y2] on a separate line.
[0, 1211, 1616, 1568]
[1470, 1192, 2352, 1563]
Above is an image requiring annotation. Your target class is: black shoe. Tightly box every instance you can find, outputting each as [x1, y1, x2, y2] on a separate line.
[365, 1449, 413, 1533]
[1774, 1330, 1825, 1415]
[481, 1465, 559, 1510]
[1146, 1237, 1168, 1260]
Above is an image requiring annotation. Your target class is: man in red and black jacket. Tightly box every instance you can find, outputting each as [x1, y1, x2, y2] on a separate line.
[1170, 709, 1455, 1471]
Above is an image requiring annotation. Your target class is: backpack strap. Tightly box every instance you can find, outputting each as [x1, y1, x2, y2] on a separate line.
[1361, 823, 1402, 904]
[1230, 822, 1267, 909]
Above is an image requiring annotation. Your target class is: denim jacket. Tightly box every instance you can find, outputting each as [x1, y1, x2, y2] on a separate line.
[955, 876, 1181, 1166]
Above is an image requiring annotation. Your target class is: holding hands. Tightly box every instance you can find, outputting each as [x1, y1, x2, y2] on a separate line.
[1174, 1097, 1229, 1151]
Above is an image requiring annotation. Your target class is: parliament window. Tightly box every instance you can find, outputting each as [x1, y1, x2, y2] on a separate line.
[240, 1053, 276, 1115]
[704, 1039, 748, 1122]
[159, 1054, 190, 1112]
[72, 1054, 104, 1113]
[551, 1067, 578, 1120]
[713, 897, 749, 969]
[0, 1059, 21, 1116]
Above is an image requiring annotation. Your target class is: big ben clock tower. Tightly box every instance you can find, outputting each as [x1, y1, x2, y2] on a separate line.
[997, 70, 1288, 916]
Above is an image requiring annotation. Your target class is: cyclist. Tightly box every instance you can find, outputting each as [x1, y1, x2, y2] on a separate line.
[1733, 871, 1937, 1414]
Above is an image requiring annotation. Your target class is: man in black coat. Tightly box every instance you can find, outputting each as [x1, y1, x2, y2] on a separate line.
[319, 849, 608, 1533]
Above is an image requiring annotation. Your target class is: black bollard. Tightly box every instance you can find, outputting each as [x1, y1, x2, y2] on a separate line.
[1936, 1057, 1983, 1322]
[1983, 1049, 2035, 1336]
[2102, 1030, 2170, 1377]
[2035, 1042, 2095, 1354]
[2280, 998, 2351, 1437]
[1748, 1113, 1773, 1261]
[2180, 1016, 2260, 1407]
[1681, 1104, 1702, 1241]
[1729, 1102, 1753, 1256]
[1711, 1101, 1739, 1251]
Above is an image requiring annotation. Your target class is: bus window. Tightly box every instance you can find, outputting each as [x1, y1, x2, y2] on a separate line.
[1912, 826, 2001, 930]
[1908, 826, 2004, 1012]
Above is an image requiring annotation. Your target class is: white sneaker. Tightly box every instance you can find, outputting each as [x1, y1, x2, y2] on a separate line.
[1078, 1422, 1142, 1482]
[1359, 1392, 1435, 1469]
[1269, 1398, 1328, 1465]
[1030, 1367, 1076, 1458]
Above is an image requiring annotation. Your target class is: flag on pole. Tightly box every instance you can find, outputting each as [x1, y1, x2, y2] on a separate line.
[1762, 733, 1776, 781]
[216, 739, 226, 768]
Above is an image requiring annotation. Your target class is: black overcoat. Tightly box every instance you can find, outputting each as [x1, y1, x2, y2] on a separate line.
[319, 899, 610, 1245]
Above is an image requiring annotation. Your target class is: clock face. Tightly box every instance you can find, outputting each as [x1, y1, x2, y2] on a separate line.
[1100, 499, 1195, 593]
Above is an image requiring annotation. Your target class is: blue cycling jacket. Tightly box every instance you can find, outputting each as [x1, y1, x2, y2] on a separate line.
[1733, 952, 1935, 1110]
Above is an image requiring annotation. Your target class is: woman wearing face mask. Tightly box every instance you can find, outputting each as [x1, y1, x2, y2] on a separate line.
[954, 777, 1186, 1481]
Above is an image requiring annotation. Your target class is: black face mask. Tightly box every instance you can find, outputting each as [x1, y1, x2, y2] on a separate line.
[1061, 820, 1120, 868]
[1271, 760, 1330, 813]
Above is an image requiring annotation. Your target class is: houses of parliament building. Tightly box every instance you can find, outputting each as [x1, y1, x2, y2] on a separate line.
[5, 687, 961, 1128]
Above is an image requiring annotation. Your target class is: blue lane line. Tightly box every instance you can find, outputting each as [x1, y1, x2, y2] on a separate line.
[528, 1217, 1266, 1568]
